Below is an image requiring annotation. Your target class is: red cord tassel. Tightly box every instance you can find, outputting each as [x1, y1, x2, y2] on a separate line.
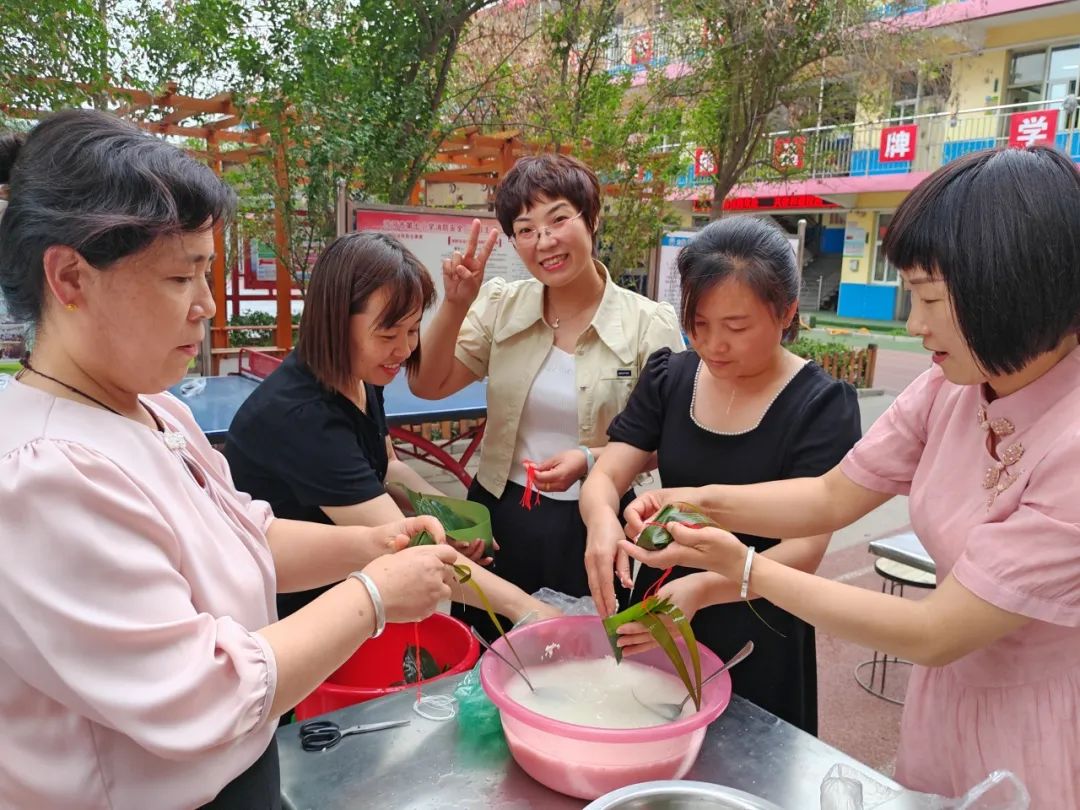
[519, 461, 541, 510]
[643, 567, 674, 601]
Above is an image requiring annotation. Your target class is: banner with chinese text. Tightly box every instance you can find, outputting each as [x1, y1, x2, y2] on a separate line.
[879, 125, 917, 162]
[1008, 109, 1058, 148]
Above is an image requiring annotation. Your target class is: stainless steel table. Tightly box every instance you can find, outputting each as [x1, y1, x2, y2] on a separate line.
[276, 673, 922, 810]
[868, 530, 935, 576]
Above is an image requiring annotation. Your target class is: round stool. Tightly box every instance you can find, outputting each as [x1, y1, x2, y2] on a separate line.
[853, 558, 937, 705]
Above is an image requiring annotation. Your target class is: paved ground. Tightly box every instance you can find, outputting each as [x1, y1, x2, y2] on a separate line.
[406, 346, 930, 776]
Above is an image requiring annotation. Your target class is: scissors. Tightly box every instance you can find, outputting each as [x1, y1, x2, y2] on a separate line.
[298, 718, 411, 752]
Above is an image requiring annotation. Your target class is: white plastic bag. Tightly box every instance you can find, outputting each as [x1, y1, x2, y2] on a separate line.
[820, 764, 1030, 810]
[529, 588, 599, 616]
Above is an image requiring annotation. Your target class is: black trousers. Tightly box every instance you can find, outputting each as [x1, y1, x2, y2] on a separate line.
[199, 737, 281, 810]
[453, 479, 634, 641]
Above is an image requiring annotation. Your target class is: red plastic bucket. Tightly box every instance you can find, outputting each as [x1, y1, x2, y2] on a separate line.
[294, 612, 480, 721]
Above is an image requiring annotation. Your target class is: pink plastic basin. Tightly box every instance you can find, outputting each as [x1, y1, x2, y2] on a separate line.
[480, 615, 731, 800]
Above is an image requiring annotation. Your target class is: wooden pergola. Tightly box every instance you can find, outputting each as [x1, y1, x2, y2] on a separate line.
[418, 127, 571, 201]
[4, 86, 573, 364]
[1, 81, 297, 359]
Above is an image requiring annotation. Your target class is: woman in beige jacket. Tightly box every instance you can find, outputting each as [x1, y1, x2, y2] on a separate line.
[410, 154, 684, 638]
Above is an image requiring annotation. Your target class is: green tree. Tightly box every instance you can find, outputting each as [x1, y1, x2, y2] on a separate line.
[664, 0, 929, 217]
[457, 0, 684, 279]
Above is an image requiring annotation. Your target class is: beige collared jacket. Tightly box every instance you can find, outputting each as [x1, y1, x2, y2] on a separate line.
[454, 261, 684, 498]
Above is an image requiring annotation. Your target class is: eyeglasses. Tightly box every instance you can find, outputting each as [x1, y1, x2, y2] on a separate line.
[511, 210, 584, 246]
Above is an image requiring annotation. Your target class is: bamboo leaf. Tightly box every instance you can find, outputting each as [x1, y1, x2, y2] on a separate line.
[637, 502, 717, 550]
[637, 611, 699, 711]
[657, 601, 703, 710]
[451, 562, 528, 674]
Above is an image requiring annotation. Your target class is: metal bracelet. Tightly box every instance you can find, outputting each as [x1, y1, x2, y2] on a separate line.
[739, 547, 755, 600]
[578, 444, 596, 475]
[349, 571, 386, 638]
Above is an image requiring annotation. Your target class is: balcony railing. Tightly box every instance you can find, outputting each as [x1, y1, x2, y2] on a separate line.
[675, 99, 1080, 191]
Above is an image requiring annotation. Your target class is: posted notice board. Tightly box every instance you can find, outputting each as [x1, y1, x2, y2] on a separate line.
[355, 205, 530, 308]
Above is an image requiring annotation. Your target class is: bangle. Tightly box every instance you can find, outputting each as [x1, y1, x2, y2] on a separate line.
[739, 547, 755, 600]
[349, 571, 386, 638]
[578, 445, 595, 476]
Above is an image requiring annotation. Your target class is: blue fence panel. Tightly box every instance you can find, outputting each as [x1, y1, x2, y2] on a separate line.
[850, 149, 912, 176]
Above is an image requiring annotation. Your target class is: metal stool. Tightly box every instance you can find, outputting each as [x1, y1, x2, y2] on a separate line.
[854, 558, 936, 705]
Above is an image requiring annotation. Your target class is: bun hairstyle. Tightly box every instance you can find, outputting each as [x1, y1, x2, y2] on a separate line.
[0, 131, 26, 184]
[0, 109, 235, 325]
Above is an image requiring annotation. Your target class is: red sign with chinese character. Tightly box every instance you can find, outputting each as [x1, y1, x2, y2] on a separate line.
[879, 124, 917, 162]
[773, 137, 805, 171]
[629, 31, 653, 65]
[694, 147, 716, 178]
[1008, 109, 1058, 148]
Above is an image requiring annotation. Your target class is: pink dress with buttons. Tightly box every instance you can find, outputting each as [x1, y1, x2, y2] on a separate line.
[841, 347, 1080, 806]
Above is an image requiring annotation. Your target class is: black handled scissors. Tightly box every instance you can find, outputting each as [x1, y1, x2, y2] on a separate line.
[298, 718, 411, 752]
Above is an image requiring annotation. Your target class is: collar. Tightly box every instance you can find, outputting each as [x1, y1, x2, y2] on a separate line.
[492, 260, 636, 364]
[982, 343, 1080, 424]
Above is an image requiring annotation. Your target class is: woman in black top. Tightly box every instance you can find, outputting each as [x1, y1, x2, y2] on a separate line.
[580, 217, 861, 733]
[225, 232, 557, 626]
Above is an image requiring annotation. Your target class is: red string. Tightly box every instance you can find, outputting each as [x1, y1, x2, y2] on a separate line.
[643, 566, 674, 601]
[519, 461, 541, 510]
[413, 622, 423, 701]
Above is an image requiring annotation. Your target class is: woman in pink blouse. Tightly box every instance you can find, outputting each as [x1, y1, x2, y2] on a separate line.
[620, 146, 1080, 806]
[0, 110, 463, 809]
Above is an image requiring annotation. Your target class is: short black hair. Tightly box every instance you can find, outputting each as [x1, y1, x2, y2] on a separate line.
[678, 216, 800, 342]
[297, 231, 435, 393]
[884, 145, 1080, 375]
[494, 153, 601, 241]
[0, 109, 236, 324]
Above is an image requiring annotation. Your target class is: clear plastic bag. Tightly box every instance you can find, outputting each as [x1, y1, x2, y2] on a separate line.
[529, 588, 599, 616]
[820, 764, 1030, 810]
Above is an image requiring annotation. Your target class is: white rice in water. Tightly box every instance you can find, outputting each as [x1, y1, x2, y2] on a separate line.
[505, 657, 693, 728]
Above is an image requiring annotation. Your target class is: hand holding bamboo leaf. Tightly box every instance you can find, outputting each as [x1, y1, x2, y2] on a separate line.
[612, 576, 710, 657]
[601, 595, 704, 710]
[622, 522, 748, 582]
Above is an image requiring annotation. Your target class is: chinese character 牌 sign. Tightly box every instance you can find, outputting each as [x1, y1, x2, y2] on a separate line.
[879, 125, 917, 162]
[1008, 110, 1058, 149]
[773, 137, 805, 172]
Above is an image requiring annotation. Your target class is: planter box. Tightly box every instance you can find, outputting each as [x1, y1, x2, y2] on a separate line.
[790, 339, 878, 389]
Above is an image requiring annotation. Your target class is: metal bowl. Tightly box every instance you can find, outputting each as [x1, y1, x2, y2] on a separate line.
[583, 780, 784, 810]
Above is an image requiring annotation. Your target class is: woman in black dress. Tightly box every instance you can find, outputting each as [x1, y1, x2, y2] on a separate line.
[580, 217, 861, 733]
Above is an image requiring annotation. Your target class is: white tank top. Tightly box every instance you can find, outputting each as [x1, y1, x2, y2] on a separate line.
[508, 346, 581, 501]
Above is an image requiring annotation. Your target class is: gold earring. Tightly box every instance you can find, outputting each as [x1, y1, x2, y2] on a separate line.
[65, 303, 77, 312]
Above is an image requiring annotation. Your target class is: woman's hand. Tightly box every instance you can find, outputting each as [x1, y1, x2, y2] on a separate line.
[361, 515, 446, 558]
[530, 448, 589, 493]
[443, 219, 499, 308]
[621, 522, 748, 581]
[361, 544, 459, 624]
[622, 487, 703, 539]
[451, 536, 499, 567]
[585, 516, 633, 617]
[615, 574, 710, 656]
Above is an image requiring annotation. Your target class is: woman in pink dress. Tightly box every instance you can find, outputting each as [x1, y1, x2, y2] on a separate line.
[0, 110, 465, 809]
[620, 146, 1080, 806]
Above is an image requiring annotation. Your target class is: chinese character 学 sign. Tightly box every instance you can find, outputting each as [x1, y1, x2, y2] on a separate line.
[773, 137, 805, 172]
[1008, 109, 1058, 148]
[879, 125, 917, 163]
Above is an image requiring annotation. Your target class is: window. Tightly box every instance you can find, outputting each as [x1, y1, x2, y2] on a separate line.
[872, 213, 898, 284]
[1007, 44, 1080, 126]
